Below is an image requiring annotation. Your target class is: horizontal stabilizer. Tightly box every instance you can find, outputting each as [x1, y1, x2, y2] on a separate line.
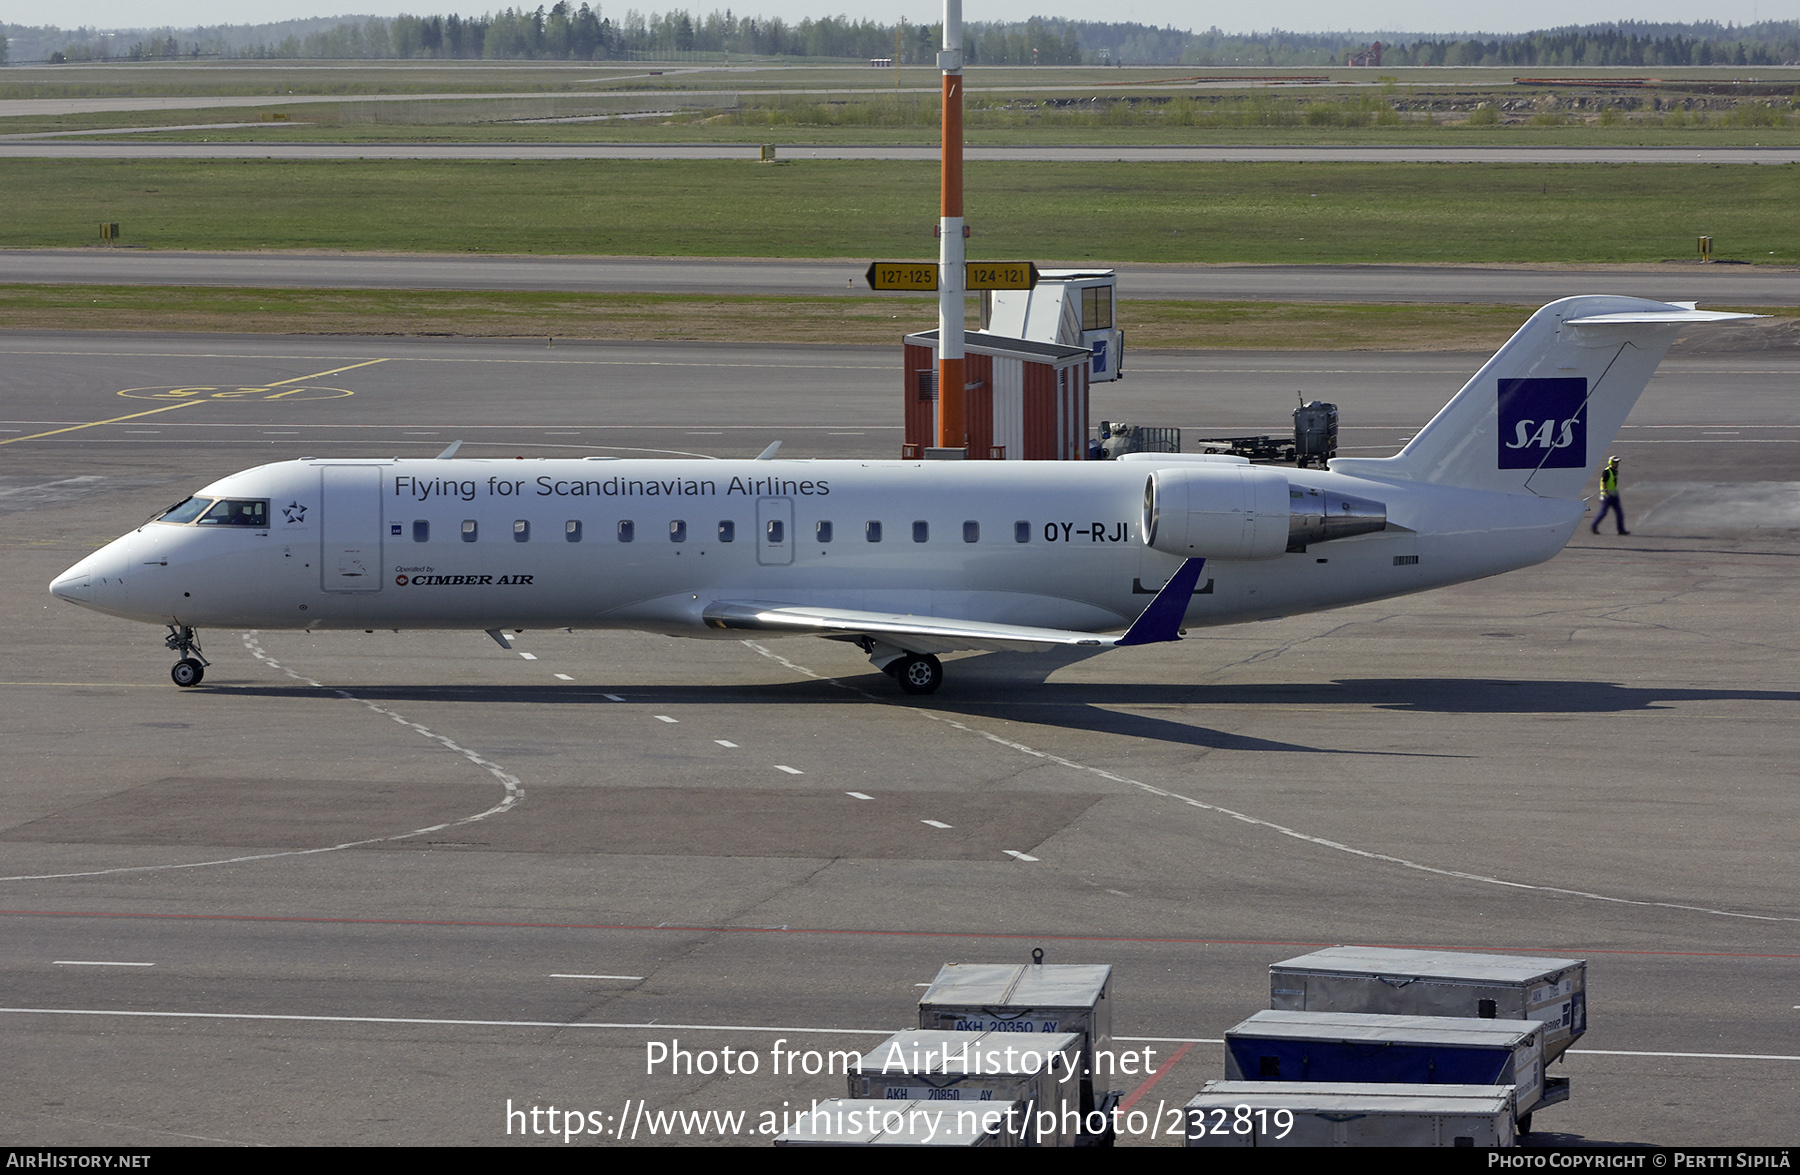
[1564, 309, 1762, 325]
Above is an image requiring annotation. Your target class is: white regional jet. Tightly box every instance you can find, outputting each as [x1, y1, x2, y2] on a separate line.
[51, 296, 1753, 695]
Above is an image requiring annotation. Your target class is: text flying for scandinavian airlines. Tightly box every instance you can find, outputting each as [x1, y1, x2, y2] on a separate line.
[392, 475, 830, 503]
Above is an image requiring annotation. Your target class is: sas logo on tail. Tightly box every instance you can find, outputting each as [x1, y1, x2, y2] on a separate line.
[1498, 377, 1588, 469]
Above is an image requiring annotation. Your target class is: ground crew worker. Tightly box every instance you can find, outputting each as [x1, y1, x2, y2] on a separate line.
[1591, 455, 1628, 535]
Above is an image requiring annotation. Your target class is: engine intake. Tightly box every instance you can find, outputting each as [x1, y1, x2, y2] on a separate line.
[1143, 468, 1386, 560]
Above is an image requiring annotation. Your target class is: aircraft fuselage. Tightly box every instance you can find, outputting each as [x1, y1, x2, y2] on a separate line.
[53, 455, 1582, 637]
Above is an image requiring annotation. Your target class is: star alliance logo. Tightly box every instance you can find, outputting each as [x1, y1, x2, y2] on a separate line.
[282, 500, 307, 523]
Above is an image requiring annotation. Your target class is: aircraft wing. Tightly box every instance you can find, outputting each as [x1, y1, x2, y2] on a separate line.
[701, 558, 1208, 654]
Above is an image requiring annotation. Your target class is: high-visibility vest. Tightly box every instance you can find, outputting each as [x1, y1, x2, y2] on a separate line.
[1601, 466, 1619, 496]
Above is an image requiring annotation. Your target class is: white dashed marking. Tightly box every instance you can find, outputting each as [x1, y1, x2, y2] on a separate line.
[921, 819, 952, 829]
[736, 640, 1800, 927]
[715, 740, 738, 747]
[53, 961, 153, 967]
[518, 652, 538, 661]
[654, 715, 678, 724]
[846, 791, 872, 800]
[551, 974, 643, 981]
[1003, 850, 1039, 862]
[554, 673, 573, 681]
[775, 765, 803, 775]
[603, 693, 624, 702]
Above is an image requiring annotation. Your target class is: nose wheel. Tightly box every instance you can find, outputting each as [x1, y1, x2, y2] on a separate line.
[164, 625, 210, 688]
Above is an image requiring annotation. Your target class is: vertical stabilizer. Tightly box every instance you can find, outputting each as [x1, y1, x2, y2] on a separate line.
[1330, 296, 1757, 499]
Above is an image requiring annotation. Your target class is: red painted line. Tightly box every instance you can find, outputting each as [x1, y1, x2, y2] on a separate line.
[0, 910, 1794, 958]
[1118, 1041, 1194, 1114]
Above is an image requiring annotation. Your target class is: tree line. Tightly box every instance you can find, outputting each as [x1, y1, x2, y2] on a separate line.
[5, 13, 1797, 69]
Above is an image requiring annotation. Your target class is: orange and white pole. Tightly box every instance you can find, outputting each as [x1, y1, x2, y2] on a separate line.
[936, 0, 965, 452]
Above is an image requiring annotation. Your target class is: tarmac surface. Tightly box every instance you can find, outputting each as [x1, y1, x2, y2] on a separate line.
[7, 142, 1800, 164]
[7, 250, 1799, 307]
[1, 330, 1797, 1147]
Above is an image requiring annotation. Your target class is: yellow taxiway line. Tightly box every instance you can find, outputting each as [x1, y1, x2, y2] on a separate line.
[1, 359, 389, 447]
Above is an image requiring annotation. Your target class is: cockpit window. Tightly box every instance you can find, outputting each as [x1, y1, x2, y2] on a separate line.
[156, 497, 213, 524]
[196, 499, 268, 527]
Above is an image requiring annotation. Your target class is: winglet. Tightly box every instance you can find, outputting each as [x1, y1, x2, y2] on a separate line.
[436, 440, 463, 459]
[755, 441, 782, 460]
[1115, 558, 1205, 646]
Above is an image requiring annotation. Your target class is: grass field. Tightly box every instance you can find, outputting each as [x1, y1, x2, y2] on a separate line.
[27, 110, 1800, 147]
[8, 60, 1799, 98]
[3, 285, 1793, 349]
[6, 61, 1800, 145]
[6, 159, 1796, 263]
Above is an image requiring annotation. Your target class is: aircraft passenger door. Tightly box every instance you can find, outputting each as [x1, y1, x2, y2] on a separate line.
[756, 497, 794, 566]
[319, 465, 383, 592]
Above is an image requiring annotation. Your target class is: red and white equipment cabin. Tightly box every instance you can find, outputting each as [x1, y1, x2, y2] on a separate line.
[902, 329, 1092, 461]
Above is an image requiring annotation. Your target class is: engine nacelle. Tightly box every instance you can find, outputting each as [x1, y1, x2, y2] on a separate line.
[1142, 467, 1387, 560]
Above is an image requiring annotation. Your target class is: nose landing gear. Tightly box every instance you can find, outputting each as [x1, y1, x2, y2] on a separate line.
[165, 625, 209, 687]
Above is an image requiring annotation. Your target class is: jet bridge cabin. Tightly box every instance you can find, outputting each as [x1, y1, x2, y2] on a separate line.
[981, 268, 1124, 383]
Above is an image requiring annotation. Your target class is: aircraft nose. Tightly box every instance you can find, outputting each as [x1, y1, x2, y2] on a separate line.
[49, 538, 134, 612]
[48, 566, 90, 603]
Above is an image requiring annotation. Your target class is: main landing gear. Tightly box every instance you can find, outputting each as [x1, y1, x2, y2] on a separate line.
[165, 625, 209, 687]
[855, 639, 944, 695]
[889, 653, 944, 695]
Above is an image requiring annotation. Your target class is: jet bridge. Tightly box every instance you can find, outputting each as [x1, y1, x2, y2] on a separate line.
[980, 268, 1124, 383]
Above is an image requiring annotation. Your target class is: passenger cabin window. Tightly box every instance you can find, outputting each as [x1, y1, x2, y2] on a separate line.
[1014, 520, 1030, 543]
[816, 520, 833, 543]
[156, 497, 213, 524]
[514, 520, 530, 542]
[617, 520, 635, 543]
[413, 520, 430, 543]
[912, 520, 929, 543]
[963, 521, 980, 543]
[718, 520, 735, 542]
[670, 520, 687, 543]
[565, 520, 582, 543]
[766, 519, 785, 544]
[865, 520, 882, 543]
[197, 499, 268, 527]
[461, 520, 478, 542]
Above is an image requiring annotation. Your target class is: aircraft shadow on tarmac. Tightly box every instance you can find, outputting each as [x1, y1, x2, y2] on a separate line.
[204, 665, 1796, 762]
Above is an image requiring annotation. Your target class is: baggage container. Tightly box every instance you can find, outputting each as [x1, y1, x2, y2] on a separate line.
[847, 1029, 1085, 1147]
[918, 962, 1124, 1144]
[1292, 399, 1339, 469]
[1224, 1010, 1550, 1123]
[775, 1098, 1025, 1146]
[1268, 946, 1587, 1060]
[1184, 1081, 1517, 1148]
[918, 963, 1112, 1104]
